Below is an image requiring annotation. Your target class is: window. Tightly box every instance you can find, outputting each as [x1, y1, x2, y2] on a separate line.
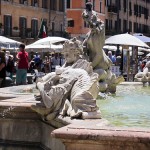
[59, 0, 64, 12]
[42, 0, 48, 9]
[134, 4, 138, 16]
[129, 2, 132, 16]
[106, 19, 112, 30]
[52, 22, 55, 36]
[105, 19, 108, 30]
[50, 0, 57, 10]
[139, 24, 141, 32]
[118, 0, 121, 10]
[144, 8, 148, 19]
[4, 15, 12, 36]
[109, 20, 112, 30]
[123, 20, 127, 32]
[123, 0, 126, 12]
[20, 0, 28, 5]
[100, 1, 102, 13]
[67, 0, 70, 9]
[106, 0, 111, 6]
[134, 22, 138, 32]
[19, 17, 27, 38]
[139, 6, 141, 17]
[129, 21, 132, 33]
[31, 19, 38, 38]
[119, 19, 121, 31]
[93, 0, 95, 10]
[68, 20, 74, 27]
[31, 0, 38, 7]
[60, 24, 63, 36]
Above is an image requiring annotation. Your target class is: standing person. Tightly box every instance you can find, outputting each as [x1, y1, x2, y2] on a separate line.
[33, 52, 41, 71]
[6, 55, 15, 79]
[16, 43, 29, 85]
[0, 51, 6, 87]
[51, 53, 60, 72]
[108, 51, 116, 65]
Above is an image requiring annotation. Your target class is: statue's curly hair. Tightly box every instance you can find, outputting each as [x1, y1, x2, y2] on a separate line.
[63, 37, 83, 56]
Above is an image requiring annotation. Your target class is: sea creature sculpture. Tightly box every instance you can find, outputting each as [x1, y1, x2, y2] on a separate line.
[82, 2, 124, 93]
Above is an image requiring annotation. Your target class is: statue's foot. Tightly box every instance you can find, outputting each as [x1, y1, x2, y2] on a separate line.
[82, 110, 101, 119]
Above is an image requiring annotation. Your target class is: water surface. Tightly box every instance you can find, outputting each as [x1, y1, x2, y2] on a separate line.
[97, 84, 150, 128]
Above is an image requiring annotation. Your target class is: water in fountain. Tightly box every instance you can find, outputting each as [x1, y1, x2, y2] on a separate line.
[97, 85, 150, 128]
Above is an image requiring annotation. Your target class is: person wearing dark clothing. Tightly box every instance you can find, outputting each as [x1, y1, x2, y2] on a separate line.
[28, 61, 35, 74]
[0, 51, 6, 87]
[6, 55, 14, 79]
[33, 52, 41, 71]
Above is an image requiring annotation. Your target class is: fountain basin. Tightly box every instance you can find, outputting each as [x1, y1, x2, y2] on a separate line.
[0, 83, 150, 150]
[52, 82, 150, 150]
[0, 85, 65, 150]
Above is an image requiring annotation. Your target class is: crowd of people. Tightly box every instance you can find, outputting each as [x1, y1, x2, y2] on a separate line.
[106, 49, 150, 73]
[0, 43, 65, 88]
[0, 43, 150, 88]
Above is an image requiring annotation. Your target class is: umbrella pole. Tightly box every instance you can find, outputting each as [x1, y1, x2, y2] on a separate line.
[127, 50, 130, 81]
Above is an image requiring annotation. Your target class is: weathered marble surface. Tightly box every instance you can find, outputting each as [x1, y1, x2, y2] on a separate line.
[33, 38, 101, 121]
[134, 61, 150, 85]
[32, 2, 125, 122]
[82, 2, 124, 93]
[52, 123, 150, 150]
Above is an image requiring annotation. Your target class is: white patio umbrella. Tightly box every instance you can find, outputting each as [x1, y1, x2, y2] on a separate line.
[25, 43, 63, 52]
[32, 36, 68, 45]
[105, 33, 150, 48]
[103, 45, 117, 51]
[26, 44, 50, 49]
[133, 33, 150, 43]
[146, 53, 150, 57]
[0, 36, 21, 45]
[0, 36, 21, 50]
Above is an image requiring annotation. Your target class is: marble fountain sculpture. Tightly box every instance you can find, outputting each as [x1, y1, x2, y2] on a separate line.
[134, 60, 150, 85]
[0, 2, 149, 150]
[32, 1, 123, 122]
[33, 37, 101, 120]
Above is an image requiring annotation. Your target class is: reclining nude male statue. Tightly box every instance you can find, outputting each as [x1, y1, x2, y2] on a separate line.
[82, 2, 124, 93]
[32, 38, 101, 121]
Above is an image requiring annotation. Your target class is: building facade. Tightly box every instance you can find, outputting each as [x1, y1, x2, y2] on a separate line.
[66, 0, 150, 38]
[0, 0, 65, 44]
[66, 0, 105, 39]
[105, 0, 150, 36]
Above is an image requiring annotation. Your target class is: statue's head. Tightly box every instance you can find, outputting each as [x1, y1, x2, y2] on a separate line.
[86, 2, 93, 11]
[63, 37, 83, 64]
